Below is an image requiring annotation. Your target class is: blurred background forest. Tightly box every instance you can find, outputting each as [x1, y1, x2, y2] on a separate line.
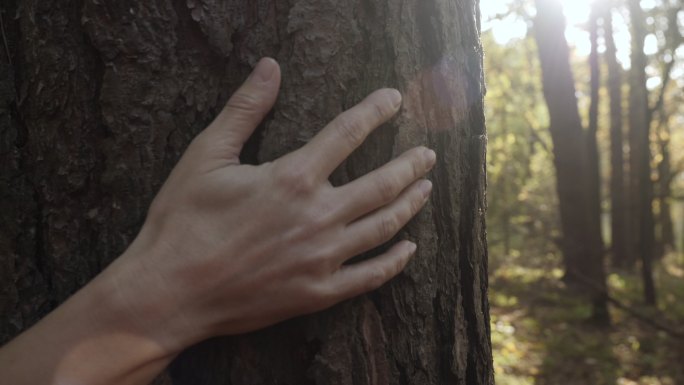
[481, 0, 684, 384]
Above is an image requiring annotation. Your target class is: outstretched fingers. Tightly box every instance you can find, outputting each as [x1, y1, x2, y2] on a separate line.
[304, 178, 431, 308]
[343, 178, 431, 257]
[336, 146, 436, 222]
[327, 241, 417, 300]
[300, 89, 402, 179]
[319, 180, 430, 300]
[204, 58, 282, 160]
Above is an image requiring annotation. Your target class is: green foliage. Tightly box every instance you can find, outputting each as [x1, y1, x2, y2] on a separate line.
[484, 31, 560, 267]
[483, 1, 684, 384]
[490, 255, 684, 385]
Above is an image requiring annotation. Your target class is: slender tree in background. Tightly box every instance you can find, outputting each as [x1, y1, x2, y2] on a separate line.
[656, 118, 675, 257]
[587, 1, 604, 268]
[0, 0, 494, 383]
[499, 107, 513, 257]
[533, 0, 610, 324]
[602, 1, 629, 269]
[627, 0, 657, 305]
[651, 4, 682, 258]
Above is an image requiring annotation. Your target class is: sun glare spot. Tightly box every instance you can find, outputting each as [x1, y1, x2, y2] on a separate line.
[490, 17, 528, 45]
[480, 0, 528, 44]
[644, 34, 659, 55]
[640, 0, 657, 10]
[562, 0, 593, 27]
[646, 76, 662, 90]
[481, 0, 633, 68]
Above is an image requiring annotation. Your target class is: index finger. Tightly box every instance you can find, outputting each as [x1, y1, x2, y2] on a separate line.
[300, 88, 402, 178]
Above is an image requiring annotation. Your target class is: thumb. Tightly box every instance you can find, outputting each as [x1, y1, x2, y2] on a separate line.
[206, 57, 281, 159]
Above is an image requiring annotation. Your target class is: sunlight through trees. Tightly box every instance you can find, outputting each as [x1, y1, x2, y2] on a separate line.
[483, 0, 684, 383]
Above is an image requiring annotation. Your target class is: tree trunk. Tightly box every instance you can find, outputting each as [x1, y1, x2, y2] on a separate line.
[500, 106, 512, 257]
[652, 8, 680, 258]
[656, 126, 675, 257]
[587, 1, 603, 269]
[533, 0, 609, 324]
[603, 4, 629, 269]
[627, 0, 657, 305]
[0, 0, 494, 384]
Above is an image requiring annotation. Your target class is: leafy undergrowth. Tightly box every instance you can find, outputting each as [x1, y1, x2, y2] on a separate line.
[490, 253, 684, 385]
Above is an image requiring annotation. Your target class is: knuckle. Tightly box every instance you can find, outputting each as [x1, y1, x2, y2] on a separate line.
[411, 146, 428, 179]
[226, 91, 262, 114]
[376, 175, 397, 203]
[305, 210, 325, 229]
[378, 215, 399, 243]
[274, 163, 316, 195]
[366, 267, 388, 291]
[308, 281, 336, 309]
[410, 192, 425, 215]
[336, 115, 366, 147]
[296, 251, 325, 275]
[318, 284, 338, 307]
[303, 208, 332, 233]
[394, 254, 407, 276]
[411, 153, 423, 179]
[372, 99, 390, 121]
[289, 203, 337, 244]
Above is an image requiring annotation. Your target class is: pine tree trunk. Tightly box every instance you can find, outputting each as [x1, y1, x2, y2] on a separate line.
[0, 0, 494, 384]
[627, 0, 657, 305]
[651, 0, 679, 261]
[587, 1, 604, 269]
[533, 0, 609, 324]
[657, 132, 675, 254]
[603, 4, 629, 269]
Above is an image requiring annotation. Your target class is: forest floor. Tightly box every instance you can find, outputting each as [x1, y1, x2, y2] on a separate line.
[490, 252, 684, 385]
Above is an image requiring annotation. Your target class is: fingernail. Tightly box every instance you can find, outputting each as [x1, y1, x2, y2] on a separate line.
[388, 89, 402, 108]
[424, 149, 436, 170]
[420, 179, 433, 199]
[252, 57, 277, 83]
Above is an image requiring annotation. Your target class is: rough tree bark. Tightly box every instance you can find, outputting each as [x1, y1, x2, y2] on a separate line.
[533, 0, 609, 323]
[627, 0, 657, 305]
[0, 0, 493, 384]
[602, 3, 629, 269]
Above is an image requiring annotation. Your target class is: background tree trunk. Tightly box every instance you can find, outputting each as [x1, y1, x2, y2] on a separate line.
[651, 5, 680, 259]
[533, 0, 610, 324]
[603, 3, 629, 269]
[0, 0, 493, 384]
[627, 0, 657, 305]
[656, 124, 675, 257]
[587, 1, 604, 272]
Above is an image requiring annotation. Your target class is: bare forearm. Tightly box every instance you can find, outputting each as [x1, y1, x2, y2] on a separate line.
[0, 263, 176, 385]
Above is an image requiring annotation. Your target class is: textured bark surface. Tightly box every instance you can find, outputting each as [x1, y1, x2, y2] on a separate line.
[533, 0, 609, 322]
[0, 0, 493, 384]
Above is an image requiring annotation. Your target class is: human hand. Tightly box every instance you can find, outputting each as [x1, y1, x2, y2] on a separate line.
[107, 57, 435, 354]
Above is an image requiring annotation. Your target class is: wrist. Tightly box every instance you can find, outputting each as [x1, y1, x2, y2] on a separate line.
[0, 263, 177, 385]
[98, 228, 212, 355]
